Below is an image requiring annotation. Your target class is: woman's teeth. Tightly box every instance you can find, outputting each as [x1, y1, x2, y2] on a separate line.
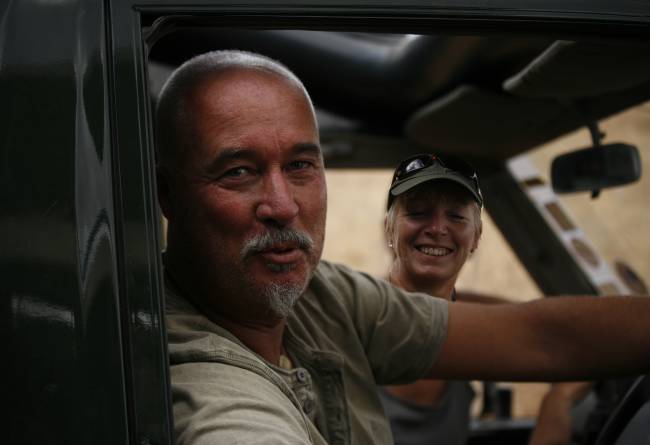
[418, 246, 450, 256]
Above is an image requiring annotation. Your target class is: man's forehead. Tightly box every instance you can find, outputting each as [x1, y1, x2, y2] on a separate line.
[182, 66, 320, 164]
[194, 67, 304, 102]
[187, 68, 315, 133]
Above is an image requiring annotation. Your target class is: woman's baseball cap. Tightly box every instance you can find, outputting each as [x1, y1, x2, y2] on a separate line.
[387, 154, 483, 210]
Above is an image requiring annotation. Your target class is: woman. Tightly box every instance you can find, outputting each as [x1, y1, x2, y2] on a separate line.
[379, 153, 591, 445]
[379, 153, 483, 445]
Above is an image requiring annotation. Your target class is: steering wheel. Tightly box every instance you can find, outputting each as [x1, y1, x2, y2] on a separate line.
[593, 375, 650, 445]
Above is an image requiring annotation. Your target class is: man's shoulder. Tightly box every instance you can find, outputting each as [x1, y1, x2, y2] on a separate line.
[297, 259, 397, 320]
[308, 260, 401, 304]
[312, 259, 353, 281]
[163, 279, 260, 368]
[311, 259, 385, 290]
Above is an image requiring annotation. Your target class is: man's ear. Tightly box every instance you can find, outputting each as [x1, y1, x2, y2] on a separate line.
[157, 165, 173, 220]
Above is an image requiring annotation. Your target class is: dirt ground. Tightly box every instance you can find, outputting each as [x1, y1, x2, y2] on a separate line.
[322, 102, 650, 418]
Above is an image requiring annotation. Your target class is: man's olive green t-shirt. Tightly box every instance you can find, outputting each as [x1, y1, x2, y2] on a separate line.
[166, 260, 449, 445]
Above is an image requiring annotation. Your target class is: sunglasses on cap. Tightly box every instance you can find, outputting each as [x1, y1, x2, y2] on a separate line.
[389, 153, 483, 207]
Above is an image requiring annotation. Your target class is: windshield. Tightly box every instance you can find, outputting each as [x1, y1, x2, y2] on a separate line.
[526, 101, 649, 295]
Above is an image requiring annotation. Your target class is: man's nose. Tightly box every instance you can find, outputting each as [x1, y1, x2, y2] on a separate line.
[255, 170, 299, 225]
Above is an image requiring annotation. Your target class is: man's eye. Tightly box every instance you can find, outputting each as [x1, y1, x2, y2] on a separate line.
[287, 160, 312, 171]
[288, 161, 309, 170]
[222, 166, 253, 178]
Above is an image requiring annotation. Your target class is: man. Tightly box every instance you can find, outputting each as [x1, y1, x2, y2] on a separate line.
[156, 50, 649, 445]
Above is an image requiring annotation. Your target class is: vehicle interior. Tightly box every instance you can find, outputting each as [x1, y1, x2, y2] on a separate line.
[145, 20, 650, 445]
[4, 3, 649, 445]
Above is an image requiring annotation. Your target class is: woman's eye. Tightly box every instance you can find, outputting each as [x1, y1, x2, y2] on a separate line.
[406, 211, 426, 218]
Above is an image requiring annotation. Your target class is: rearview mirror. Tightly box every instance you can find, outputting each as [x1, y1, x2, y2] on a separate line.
[551, 143, 641, 195]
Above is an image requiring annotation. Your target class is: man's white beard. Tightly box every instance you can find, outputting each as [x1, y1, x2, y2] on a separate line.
[241, 227, 315, 318]
[262, 282, 303, 318]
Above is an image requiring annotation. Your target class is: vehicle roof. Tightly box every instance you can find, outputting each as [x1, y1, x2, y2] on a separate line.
[148, 28, 650, 167]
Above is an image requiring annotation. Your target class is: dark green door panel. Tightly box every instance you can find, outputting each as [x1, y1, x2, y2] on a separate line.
[1, 0, 127, 443]
[1, 0, 171, 443]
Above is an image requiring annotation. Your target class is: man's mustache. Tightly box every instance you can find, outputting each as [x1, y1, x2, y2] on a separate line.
[241, 228, 314, 260]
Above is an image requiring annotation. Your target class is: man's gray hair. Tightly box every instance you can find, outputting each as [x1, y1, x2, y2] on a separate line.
[155, 50, 316, 168]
